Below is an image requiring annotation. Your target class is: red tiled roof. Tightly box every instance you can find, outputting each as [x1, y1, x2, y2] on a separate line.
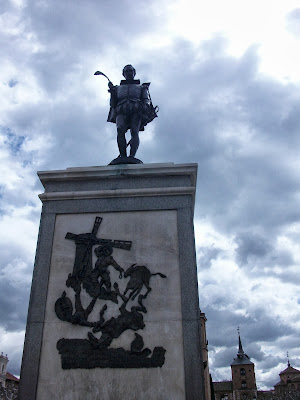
[6, 372, 19, 382]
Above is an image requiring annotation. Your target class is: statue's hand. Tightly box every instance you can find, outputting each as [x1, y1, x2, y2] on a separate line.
[108, 81, 114, 90]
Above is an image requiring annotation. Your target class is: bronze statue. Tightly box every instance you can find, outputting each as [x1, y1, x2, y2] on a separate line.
[95, 65, 158, 164]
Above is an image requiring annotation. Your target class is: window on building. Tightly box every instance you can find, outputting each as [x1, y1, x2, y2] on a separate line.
[242, 381, 247, 388]
[240, 368, 246, 376]
[221, 395, 228, 400]
[243, 395, 247, 400]
[1, 365, 4, 372]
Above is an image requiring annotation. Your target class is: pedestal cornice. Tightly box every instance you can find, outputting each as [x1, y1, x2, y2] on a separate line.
[38, 163, 198, 208]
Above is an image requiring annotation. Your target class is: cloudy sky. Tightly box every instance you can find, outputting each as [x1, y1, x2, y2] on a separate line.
[1, 0, 300, 390]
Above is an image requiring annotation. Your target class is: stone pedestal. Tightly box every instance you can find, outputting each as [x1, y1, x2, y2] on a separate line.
[19, 163, 204, 400]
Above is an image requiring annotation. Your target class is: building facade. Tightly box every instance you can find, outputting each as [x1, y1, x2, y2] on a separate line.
[201, 310, 213, 400]
[230, 335, 257, 400]
[0, 353, 19, 400]
[0, 354, 8, 389]
[213, 334, 257, 400]
[273, 362, 300, 399]
[213, 336, 300, 400]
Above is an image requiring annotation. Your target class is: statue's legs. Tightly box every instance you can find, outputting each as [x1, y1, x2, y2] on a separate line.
[116, 112, 142, 158]
[129, 113, 141, 157]
[116, 115, 127, 157]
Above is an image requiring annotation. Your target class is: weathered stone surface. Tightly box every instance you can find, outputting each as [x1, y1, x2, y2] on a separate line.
[36, 211, 185, 400]
[19, 163, 204, 400]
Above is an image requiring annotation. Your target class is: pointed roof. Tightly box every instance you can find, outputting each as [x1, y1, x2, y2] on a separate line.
[238, 335, 244, 355]
[230, 333, 254, 366]
[279, 364, 300, 376]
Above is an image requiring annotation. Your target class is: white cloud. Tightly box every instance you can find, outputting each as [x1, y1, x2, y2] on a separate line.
[0, 327, 25, 377]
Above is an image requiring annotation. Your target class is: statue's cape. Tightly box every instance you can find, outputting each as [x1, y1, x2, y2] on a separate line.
[107, 108, 117, 124]
[107, 82, 154, 131]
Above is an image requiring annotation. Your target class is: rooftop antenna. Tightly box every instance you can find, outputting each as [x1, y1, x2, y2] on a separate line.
[287, 351, 290, 367]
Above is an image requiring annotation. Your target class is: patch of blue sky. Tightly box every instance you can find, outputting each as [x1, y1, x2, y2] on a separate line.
[1, 126, 26, 154]
[22, 160, 32, 168]
[8, 79, 18, 88]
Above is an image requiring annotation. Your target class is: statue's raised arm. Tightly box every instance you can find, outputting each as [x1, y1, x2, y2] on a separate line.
[95, 65, 158, 165]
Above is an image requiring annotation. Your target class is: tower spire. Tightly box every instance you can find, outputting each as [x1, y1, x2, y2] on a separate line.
[231, 327, 253, 366]
[237, 326, 244, 355]
[231, 328, 257, 397]
[287, 351, 290, 367]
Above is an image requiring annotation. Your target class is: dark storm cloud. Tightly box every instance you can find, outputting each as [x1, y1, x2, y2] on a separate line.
[212, 346, 237, 368]
[205, 305, 291, 348]
[235, 232, 294, 269]
[276, 335, 300, 353]
[0, 272, 30, 331]
[21, 0, 166, 94]
[256, 354, 286, 371]
[235, 232, 272, 265]
[245, 314, 292, 343]
[26, 0, 160, 46]
[197, 245, 223, 269]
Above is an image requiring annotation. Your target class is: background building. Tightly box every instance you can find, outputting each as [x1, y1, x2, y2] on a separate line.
[201, 310, 213, 400]
[0, 353, 19, 400]
[212, 336, 300, 400]
[273, 361, 300, 399]
[231, 335, 257, 400]
[0, 354, 8, 389]
[213, 334, 257, 400]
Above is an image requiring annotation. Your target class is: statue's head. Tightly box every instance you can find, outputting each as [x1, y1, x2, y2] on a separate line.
[122, 64, 136, 80]
[95, 245, 113, 257]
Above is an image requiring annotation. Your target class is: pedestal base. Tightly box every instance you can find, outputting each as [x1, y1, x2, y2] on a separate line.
[109, 155, 143, 165]
[19, 163, 204, 400]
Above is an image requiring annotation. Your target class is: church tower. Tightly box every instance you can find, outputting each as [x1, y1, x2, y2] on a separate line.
[230, 333, 257, 400]
[0, 353, 8, 388]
